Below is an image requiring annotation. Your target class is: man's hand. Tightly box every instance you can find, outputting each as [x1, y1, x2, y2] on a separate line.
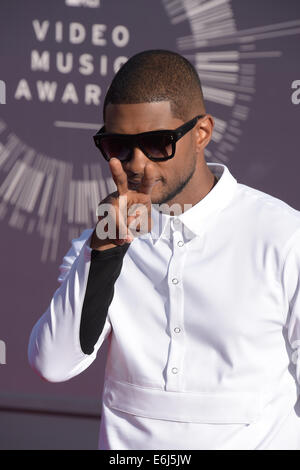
[91, 158, 160, 251]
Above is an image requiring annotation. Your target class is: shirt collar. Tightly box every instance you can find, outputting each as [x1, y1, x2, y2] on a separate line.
[150, 163, 238, 245]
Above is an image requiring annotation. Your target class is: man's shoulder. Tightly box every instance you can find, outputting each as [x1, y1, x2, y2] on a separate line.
[63, 228, 94, 261]
[236, 183, 300, 217]
[233, 182, 300, 245]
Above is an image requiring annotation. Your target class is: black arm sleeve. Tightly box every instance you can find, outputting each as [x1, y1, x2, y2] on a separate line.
[79, 242, 130, 355]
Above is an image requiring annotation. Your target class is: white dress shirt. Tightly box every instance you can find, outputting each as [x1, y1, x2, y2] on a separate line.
[28, 162, 300, 450]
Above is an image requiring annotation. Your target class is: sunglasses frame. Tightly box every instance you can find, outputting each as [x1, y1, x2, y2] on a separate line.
[93, 114, 206, 162]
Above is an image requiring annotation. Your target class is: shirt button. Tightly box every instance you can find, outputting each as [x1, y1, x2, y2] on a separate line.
[172, 278, 179, 285]
[174, 218, 180, 225]
[172, 367, 178, 374]
[174, 327, 181, 333]
[177, 240, 184, 247]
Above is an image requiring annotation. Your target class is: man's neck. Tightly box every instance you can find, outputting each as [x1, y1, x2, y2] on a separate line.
[166, 165, 217, 214]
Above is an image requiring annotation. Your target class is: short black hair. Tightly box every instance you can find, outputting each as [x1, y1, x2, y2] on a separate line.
[103, 49, 206, 123]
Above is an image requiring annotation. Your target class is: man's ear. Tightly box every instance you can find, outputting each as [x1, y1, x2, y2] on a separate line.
[194, 114, 214, 153]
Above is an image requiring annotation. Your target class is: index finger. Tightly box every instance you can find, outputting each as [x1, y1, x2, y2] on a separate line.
[139, 163, 160, 195]
[109, 158, 128, 195]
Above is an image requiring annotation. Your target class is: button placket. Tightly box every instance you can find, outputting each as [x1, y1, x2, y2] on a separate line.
[165, 223, 187, 392]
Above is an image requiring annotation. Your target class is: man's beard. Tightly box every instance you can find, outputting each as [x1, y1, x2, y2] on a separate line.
[154, 160, 196, 206]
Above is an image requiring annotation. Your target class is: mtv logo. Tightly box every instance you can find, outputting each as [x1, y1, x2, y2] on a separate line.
[0, 80, 6, 104]
[65, 0, 100, 7]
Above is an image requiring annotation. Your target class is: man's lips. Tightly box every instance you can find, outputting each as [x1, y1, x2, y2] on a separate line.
[128, 179, 141, 186]
[128, 178, 161, 189]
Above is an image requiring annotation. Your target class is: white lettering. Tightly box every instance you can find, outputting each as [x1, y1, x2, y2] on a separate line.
[114, 56, 128, 73]
[112, 25, 129, 47]
[96, 203, 117, 240]
[79, 54, 94, 75]
[61, 82, 79, 103]
[36, 81, 58, 102]
[92, 24, 107, 46]
[32, 20, 130, 49]
[56, 52, 73, 73]
[0, 80, 6, 104]
[14, 81, 104, 105]
[85, 84, 101, 105]
[31, 50, 50, 71]
[291, 80, 300, 105]
[55, 21, 63, 42]
[108, 455, 143, 467]
[128, 203, 149, 237]
[0, 340, 6, 365]
[14, 79, 32, 101]
[69, 22, 86, 44]
[99, 55, 107, 76]
[66, 0, 100, 7]
[32, 19, 50, 41]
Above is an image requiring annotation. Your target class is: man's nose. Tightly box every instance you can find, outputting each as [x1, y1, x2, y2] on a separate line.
[123, 146, 148, 175]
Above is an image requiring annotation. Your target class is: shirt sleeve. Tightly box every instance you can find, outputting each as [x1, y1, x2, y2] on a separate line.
[282, 228, 300, 385]
[80, 244, 130, 355]
[27, 228, 129, 383]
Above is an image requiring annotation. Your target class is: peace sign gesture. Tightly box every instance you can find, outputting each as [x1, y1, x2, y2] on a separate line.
[91, 158, 160, 251]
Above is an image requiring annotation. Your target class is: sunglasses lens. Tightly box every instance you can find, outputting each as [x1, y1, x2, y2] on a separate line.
[101, 136, 132, 161]
[97, 132, 174, 161]
[139, 133, 173, 159]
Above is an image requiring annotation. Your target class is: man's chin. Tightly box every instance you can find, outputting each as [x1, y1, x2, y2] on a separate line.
[151, 193, 174, 207]
[128, 184, 141, 191]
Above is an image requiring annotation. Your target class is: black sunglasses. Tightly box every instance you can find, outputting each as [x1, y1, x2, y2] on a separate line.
[93, 114, 206, 162]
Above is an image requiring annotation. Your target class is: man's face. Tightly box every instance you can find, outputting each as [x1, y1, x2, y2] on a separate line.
[104, 101, 200, 205]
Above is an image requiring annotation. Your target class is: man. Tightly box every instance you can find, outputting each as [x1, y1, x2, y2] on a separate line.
[28, 50, 300, 450]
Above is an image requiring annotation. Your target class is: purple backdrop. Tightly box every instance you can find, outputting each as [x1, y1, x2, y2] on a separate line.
[0, 0, 299, 422]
